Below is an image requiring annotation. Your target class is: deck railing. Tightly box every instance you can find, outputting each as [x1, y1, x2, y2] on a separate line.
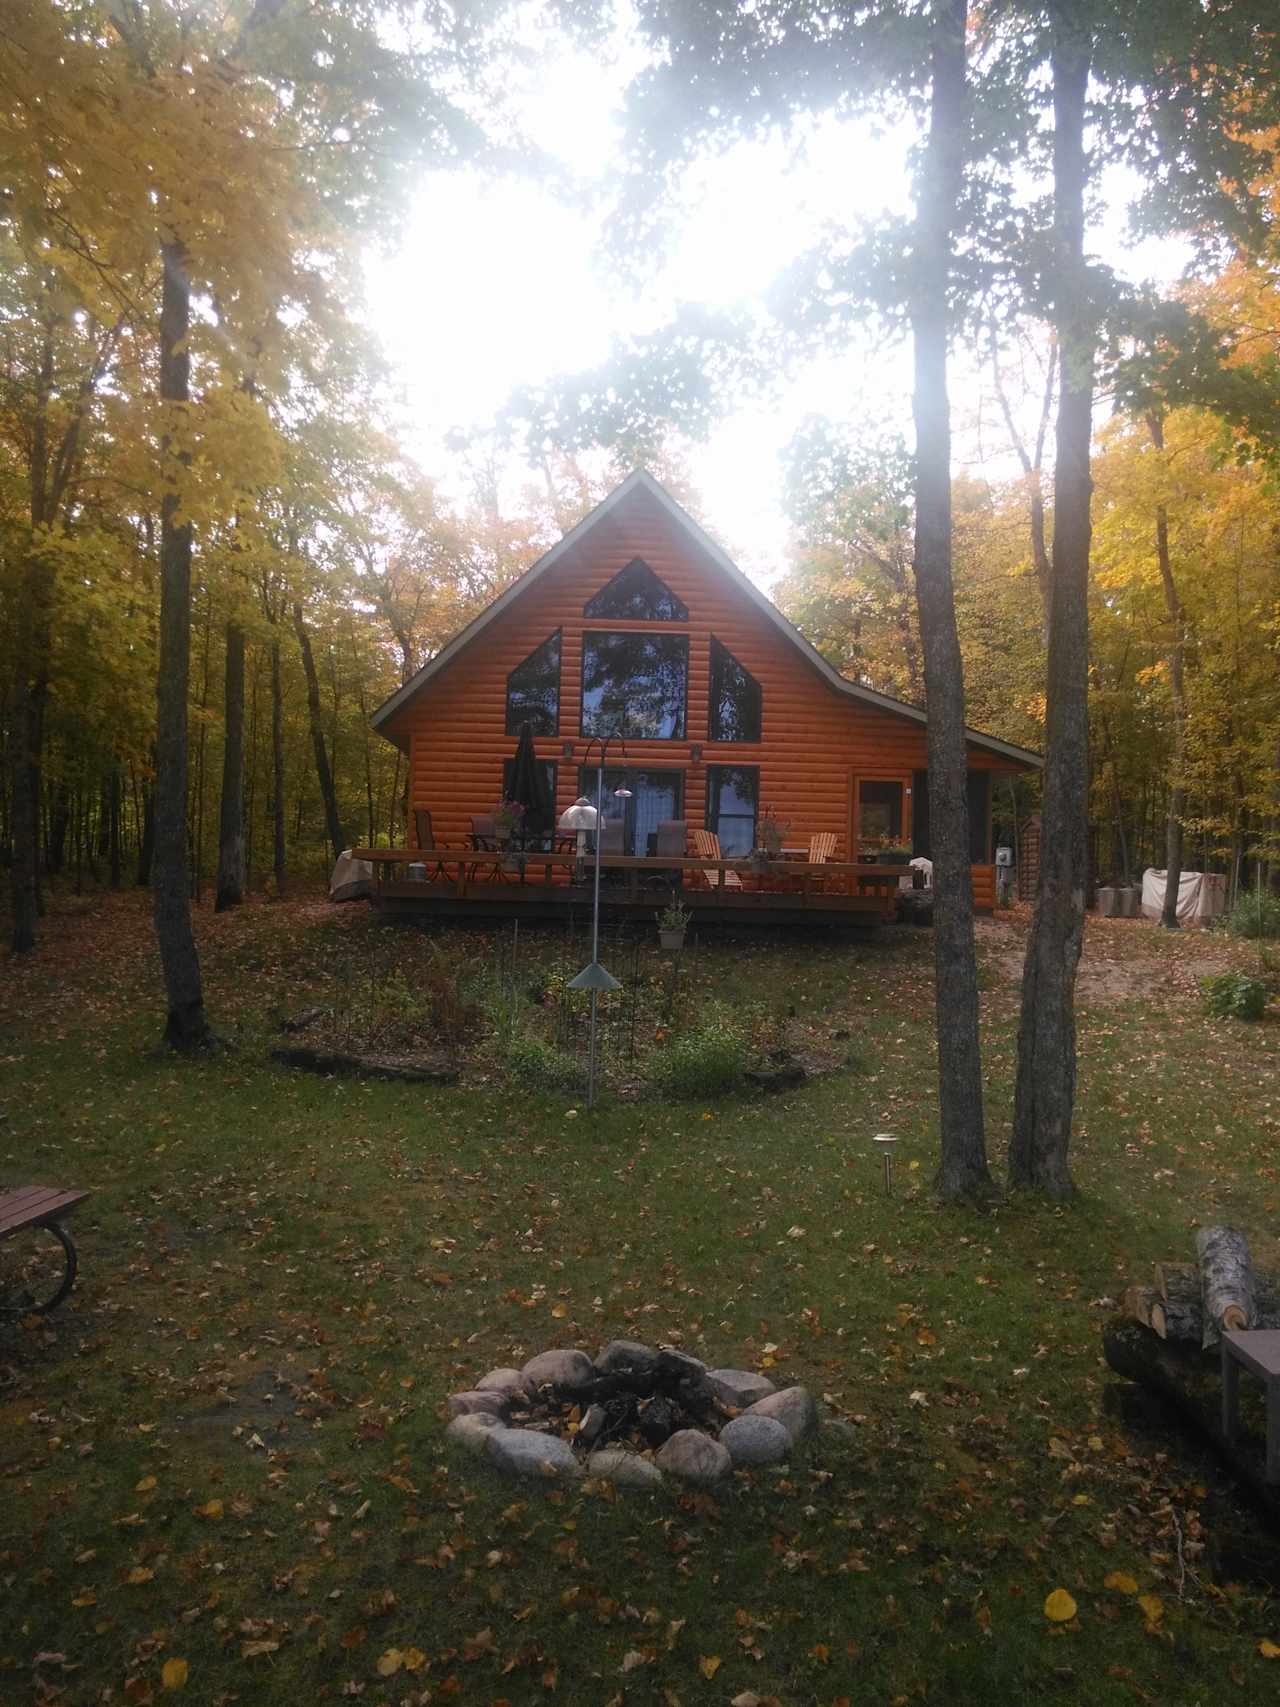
[347, 847, 985, 921]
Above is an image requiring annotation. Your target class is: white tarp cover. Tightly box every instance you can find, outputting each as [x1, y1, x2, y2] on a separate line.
[329, 848, 374, 903]
[1140, 868, 1227, 924]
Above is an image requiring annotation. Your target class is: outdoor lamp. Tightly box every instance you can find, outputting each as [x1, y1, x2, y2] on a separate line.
[559, 796, 597, 861]
[873, 1131, 898, 1195]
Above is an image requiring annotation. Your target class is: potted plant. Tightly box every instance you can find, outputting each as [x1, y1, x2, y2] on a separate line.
[491, 798, 525, 846]
[758, 806, 789, 859]
[879, 844, 911, 866]
[656, 896, 691, 951]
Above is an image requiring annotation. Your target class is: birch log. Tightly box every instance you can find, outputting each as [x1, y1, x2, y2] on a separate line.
[1196, 1225, 1253, 1348]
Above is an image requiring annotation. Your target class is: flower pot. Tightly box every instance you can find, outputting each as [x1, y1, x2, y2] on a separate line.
[659, 928, 686, 952]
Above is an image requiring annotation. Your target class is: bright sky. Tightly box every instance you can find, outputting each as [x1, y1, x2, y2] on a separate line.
[363, 26, 1188, 586]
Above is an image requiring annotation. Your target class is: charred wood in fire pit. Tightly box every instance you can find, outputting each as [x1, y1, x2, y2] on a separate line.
[636, 1395, 680, 1446]
[656, 1349, 707, 1387]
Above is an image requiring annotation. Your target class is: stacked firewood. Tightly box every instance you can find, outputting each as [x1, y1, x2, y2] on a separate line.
[1122, 1226, 1277, 1349]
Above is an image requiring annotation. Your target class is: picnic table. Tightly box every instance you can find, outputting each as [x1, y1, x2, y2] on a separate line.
[0, 1186, 90, 1315]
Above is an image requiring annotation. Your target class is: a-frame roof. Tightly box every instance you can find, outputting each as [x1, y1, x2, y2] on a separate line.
[371, 469, 1042, 768]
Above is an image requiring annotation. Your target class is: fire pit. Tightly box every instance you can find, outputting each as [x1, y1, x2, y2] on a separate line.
[445, 1340, 819, 1488]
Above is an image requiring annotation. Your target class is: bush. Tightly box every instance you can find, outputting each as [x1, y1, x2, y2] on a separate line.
[421, 945, 484, 1047]
[1201, 971, 1268, 1021]
[651, 1006, 747, 1097]
[504, 1033, 582, 1091]
[1225, 891, 1280, 940]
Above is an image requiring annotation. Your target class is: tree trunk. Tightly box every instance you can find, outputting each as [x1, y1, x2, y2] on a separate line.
[1147, 410, 1187, 929]
[1009, 10, 1093, 1198]
[136, 758, 155, 886]
[215, 618, 246, 910]
[109, 760, 122, 888]
[910, 0, 992, 1201]
[271, 635, 286, 897]
[47, 776, 70, 876]
[293, 601, 343, 863]
[152, 241, 215, 1050]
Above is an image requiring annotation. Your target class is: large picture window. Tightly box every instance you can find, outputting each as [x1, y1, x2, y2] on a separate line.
[581, 631, 688, 739]
[708, 636, 762, 742]
[583, 558, 688, 622]
[707, 765, 758, 856]
[505, 631, 561, 737]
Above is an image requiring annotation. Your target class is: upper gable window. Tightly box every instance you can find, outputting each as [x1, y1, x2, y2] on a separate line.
[583, 558, 688, 622]
[708, 636, 763, 742]
[505, 630, 561, 737]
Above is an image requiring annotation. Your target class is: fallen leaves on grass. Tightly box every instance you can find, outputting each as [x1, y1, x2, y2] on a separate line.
[697, 1656, 721, 1679]
[1044, 1589, 1077, 1623]
[1104, 1572, 1138, 1595]
[160, 1658, 188, 1690]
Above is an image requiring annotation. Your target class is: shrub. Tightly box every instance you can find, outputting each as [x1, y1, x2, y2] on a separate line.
[421, 945, 484, 1047]
[1225, 891, 1280, 940]
[504, 1033, 582, 1091]
[651, 1005, 747, 1097]
[1201, 971, 1268, 1021]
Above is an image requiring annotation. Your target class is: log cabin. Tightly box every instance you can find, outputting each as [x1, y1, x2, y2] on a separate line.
[365, 470, 1040, 924]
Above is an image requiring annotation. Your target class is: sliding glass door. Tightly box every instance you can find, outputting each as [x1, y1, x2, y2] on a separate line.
[579, 767, 684, 855]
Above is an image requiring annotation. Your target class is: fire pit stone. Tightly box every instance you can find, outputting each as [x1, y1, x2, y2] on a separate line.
[588, 1448, 664, 1490]
[720, 1413, 791, 1467]
[520, 1348, 595, 1391]
[655, 1428, 732, 1486]
[447, 1390, 508, 1419]
[742, 1385, 819, 1443]
[486, 1426, 581, 1481]
[707, 1368, 777, 1409]
[446, 1412, 502, 1454]
[594, 1338, 659, 1375]
[476, 1367, 532, 1400]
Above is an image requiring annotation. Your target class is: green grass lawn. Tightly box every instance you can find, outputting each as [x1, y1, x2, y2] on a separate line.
[3, 891, 1279, 1706]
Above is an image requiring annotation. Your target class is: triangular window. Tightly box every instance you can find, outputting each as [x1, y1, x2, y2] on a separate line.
[505, 630, 561, 736]
[583, 558, 688, 622]
[708, 636, 762, 742]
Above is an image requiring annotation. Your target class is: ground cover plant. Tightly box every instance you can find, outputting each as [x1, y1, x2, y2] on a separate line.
[3, 891, 1280, 1705]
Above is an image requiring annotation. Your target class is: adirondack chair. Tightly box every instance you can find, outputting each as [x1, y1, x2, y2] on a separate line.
[805, 830, 839, 894]
[689, 828, 743, 890]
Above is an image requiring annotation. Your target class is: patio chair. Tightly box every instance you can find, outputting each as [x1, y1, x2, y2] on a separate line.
[804, 830, 839, 896]
[411, 809, 451, 881]
[689, 828, 743, 890]
[468, 813, 516, 883]
[643, 819, 687, 891]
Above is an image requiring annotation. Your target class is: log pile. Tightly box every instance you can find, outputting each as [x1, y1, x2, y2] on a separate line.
[1107, 1225, 1280, 1519]
[1120, 1228, 1279, 1346]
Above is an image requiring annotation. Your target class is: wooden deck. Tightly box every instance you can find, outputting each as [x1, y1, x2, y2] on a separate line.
[352, 850, 996, 929]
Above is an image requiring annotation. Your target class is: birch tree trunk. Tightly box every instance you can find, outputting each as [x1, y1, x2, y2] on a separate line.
[215, 619, 246, 911]
[1147, 411, 1187, 929]
[1009, 8, 1092, 1195]
[910, 0, 993, 1200]
[152, 240, 216, 1049]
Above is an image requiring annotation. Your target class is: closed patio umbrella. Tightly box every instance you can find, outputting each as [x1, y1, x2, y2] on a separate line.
[507, 721, 553, 842]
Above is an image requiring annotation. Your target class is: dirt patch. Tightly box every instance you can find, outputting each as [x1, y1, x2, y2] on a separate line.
[977, 912, 1246, 1006]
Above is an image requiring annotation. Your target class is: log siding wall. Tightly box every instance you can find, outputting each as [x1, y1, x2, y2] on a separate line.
[383, 489, 1021, 867]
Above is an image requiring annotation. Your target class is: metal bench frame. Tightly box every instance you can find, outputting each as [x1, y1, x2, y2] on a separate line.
[0, 1188, 89, 1316]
